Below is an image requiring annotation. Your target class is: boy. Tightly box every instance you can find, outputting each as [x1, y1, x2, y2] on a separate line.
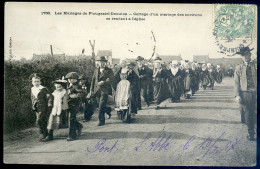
[65, 72, 84, 141]
[30, 73, 53, 141]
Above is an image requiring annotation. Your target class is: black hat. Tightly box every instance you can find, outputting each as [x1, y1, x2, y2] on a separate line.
[154, 56, 162, 61]
[236, 47, 254, 56]
[29, 73, 41, 80]
[65, 72, 79, 79]
[96, 56, 107, 62]
[136, 56, 144, 61]
[78, 74, 87, 80]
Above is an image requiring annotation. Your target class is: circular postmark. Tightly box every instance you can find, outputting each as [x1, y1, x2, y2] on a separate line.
[213, 4, 256, 56]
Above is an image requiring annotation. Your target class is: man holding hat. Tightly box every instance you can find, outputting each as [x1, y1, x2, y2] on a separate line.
[136, 56, 153, 108]
[234, 47, 257, 141]
[89, 56, 115, 126]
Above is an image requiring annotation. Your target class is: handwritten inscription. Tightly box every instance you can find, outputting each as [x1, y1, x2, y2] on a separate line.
[87, 138, 118, 153]
[183, 132, 240, 158]
[86, 130, 241, 161]
[134, 133, 171, 152]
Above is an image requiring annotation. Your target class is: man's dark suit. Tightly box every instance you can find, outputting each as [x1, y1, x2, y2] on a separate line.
[90, 66, 114, 124]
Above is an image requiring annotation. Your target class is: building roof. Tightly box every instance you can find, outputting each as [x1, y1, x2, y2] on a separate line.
[157, 55, 182, 62]
[97, 50, 112, 56]
[193, 55, 209, 62]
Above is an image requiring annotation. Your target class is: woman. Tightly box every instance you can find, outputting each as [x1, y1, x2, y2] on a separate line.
[153, 56, 171, 109]
[114, 58, 140, 122]
[167, 60, 183, 103]
[200, 64, 210, 90]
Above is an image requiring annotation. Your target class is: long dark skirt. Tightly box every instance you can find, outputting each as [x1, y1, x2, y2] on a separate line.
[129, 86, 138, 114]
[167, 76, 182, 101]
[154, 79, 170, 105]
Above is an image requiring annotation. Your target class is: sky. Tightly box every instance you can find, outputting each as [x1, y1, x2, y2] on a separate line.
[4, 3, 257, 61]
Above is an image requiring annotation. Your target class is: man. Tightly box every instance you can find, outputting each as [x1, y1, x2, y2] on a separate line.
[136, 56, 153, 108]
[89, 56, 114, 126]
[234, 47, 257, 141]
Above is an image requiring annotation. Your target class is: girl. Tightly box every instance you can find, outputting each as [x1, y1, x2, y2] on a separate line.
[114, 58, 139, 123]
[43, 79, 68, 141]
[30, 73, 53, 142]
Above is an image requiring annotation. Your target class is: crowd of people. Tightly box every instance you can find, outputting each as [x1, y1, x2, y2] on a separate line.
[30, 49, 257, 142]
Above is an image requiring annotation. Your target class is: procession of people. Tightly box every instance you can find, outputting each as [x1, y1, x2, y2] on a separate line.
[29, 47, 257, 142]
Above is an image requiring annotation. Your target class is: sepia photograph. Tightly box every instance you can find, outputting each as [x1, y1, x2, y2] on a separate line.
[4, 2, 258, 166]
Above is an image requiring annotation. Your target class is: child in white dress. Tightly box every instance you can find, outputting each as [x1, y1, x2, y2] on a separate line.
[115, 72, 131, 122]
[43, 79, 68, 141]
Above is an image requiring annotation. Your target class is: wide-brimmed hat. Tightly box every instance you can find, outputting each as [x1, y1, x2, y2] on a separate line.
[96, 56, 107, 62]
[136, 56, 144, 61]
[236, 47, 254, 56]
[154, 56, 162, 63]
[65, 72, 79, 79]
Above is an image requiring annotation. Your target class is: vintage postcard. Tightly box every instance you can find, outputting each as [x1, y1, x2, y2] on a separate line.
[4, 2, 257, 166]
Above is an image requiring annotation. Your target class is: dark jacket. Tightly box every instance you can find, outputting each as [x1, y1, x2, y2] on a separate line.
[67, 83, 84, 107]
[31, 87, 53, 112]
[137, 66, 153, 88]
[234, 61, 257, 96]
[90, 66, 115, 96]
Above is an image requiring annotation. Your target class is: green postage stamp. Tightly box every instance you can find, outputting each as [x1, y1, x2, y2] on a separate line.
[213, 4, 257, 40]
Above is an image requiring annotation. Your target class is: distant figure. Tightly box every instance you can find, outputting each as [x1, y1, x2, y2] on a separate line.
[200, 64, 210, 90]
[215, 65, 223, 83]
[227, 66, 234, 77]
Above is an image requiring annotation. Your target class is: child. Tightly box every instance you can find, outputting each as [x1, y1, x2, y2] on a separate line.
[65, 72, 83, 141]
[78, 74, 94, 122]
[115, 73, 131, 122]
[29, 73, 53, 142]
[43, 79, 68, 142]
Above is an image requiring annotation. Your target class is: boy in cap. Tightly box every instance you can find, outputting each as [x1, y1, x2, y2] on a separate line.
[234, 47, 257, 141]
[65, 72, 83, 141]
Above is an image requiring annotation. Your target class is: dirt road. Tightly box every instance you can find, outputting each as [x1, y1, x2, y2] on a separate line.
[4, 77, 256, 166]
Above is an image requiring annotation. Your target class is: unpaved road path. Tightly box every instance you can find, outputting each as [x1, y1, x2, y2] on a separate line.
[4, 77, 256, 166]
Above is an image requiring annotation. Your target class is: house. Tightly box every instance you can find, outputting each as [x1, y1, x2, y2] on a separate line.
[193, 55, 209, 62]
[157, 54, 182, 63]
[97, 50, 112, 65]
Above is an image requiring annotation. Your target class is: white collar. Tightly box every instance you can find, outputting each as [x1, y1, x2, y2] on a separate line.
[31, 85, 44, 98]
